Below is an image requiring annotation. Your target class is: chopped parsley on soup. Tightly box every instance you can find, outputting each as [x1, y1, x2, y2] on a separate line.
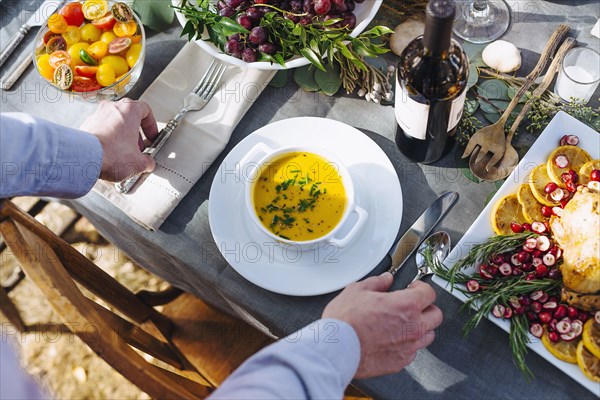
[252, 151, 347, 241]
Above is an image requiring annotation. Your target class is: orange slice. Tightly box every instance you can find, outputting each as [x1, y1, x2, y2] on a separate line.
[528, 164, 559, 206]
[577, 340, 600, 382]
[583, 320, 600, 360]
[542, 329, 578, 363]
[491, 194, 527, 235]
[579, 159, 600, 185]
[547, 146, 592, 188]
[517, 184, 547, 223]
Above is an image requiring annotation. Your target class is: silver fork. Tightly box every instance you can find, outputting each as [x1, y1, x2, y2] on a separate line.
[116, 60, 226, 194]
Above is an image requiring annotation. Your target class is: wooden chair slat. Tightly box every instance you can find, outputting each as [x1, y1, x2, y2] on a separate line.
[1, 218, 209, 400]
[0, 201, 172, 336]
[0, 286, 27, 332]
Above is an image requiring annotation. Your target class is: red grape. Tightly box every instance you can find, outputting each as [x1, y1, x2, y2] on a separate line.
[314, 0, 331, 15]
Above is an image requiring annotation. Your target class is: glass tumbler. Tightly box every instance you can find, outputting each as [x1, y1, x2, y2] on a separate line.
[554, 47, 600, 104]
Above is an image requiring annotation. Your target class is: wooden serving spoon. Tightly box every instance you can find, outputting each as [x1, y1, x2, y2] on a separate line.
[464, 24, 570, 172]
[471, 37, 577, 181]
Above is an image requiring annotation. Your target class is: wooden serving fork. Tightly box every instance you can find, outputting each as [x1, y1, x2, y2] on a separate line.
[462, 24, 570, 170]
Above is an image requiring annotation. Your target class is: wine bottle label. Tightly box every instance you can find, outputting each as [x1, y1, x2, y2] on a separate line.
[395, 80, 467, 140]
[448, 89, 467, 131]
[395, 80, 429, 140]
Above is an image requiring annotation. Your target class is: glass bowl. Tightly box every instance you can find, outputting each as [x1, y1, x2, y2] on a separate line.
[33, 0, 145, 102]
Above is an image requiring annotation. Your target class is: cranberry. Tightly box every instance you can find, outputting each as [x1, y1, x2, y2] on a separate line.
[516, 251, 531, 263]
[548, 331, 560, 343]
[579, 312, 589, 322]
[541, 205, 553, 217]
[510, 222, 524, 233]
[522, 223, 532, 231]
[539, 311, 552, 324]
[565, 180, 577, 193]
[521, 262, 533, 272]
[568, 306, 579, 319]
[514, 306, 526, 315]
[519, 294, 531, 306]
[527, 311, 538, 321]
[554, 305, 568, 319]
[561, 172, 572, 183]
[591, 169, 600, 182]
[536, 264, 548, 278]
[568, 170, 578, 182]
[559, 135, 569, 146]
[530, 301, 542, 313]
[492, 254, 505, 265]
[547, 268, 562, 280]
[544, 182, 558, 194]
[525, 273, 536, 281]
[566, 135, 579, 146]
[532, 249, 543, 258]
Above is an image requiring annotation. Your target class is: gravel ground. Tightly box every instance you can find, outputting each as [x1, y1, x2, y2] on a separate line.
[1, 198, 170, 399]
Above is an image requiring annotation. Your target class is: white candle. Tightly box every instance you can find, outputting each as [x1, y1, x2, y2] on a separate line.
[554, 48, 600, 103]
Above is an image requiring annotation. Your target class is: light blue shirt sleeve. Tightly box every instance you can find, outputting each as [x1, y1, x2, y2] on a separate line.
[210, 318, 361, 400]
[0, 113, 103, 199]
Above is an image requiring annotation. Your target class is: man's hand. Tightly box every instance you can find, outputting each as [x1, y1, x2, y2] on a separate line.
[322, 273, 443, 379]
[81, 99, 159, 182]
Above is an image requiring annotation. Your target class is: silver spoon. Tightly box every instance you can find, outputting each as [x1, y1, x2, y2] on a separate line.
[409, 231, 451, 285]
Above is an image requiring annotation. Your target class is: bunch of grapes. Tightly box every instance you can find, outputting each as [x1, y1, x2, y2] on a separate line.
[217, 0, 362, 62]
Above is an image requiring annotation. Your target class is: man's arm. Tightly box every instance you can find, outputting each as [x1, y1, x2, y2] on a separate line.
[211, 276, 442, 399]
[1, 100, 159, 199]
[211, 319, 360, 399]
[0, 113, 103, 198]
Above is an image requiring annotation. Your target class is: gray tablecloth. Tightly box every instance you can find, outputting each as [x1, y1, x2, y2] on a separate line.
[2, 1, 599, 398]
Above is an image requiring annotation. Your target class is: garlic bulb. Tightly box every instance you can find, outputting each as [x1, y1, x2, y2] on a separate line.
[482, 40, 522, 73]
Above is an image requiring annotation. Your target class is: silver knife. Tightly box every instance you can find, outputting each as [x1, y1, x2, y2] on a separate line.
[0, 0, 66, 68]
[388, 191, 458, 276]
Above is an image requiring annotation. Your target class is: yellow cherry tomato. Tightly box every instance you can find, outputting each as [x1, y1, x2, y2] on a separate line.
[96, 63, 116, 87]
[100, 31, 117, 44]
[80, 23, 101, 43]
[113, 21, 137, 37]
[82, 0, 108, 21]
[36, 54, 54, 81]
[87, 41, 108, 60]
[48, 14, 68, 34]
[68, 42, 90, 66]
[99, 55, 128, 76]
[125, 43, 142, 68]
[130, 35, 142, 44]
[61, 25, 81, 46]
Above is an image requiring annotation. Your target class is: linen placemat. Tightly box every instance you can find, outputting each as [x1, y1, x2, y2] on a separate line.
[94, 42, 276, 230]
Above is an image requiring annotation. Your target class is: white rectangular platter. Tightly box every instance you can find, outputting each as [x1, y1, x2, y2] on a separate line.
[432, 111, 600, 395]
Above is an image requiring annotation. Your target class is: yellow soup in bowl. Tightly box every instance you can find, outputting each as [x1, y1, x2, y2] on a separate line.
[252, 151, 347, 241]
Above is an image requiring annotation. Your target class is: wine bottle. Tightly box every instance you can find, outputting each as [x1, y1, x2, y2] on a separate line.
[394, 0, 469, 164]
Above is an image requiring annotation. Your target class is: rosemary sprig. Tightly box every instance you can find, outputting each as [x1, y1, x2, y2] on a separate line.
[448, 232, 536, 287]
[424, 239, 562, 379]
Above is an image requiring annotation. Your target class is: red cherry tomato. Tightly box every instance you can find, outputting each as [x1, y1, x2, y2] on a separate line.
[92, 14, 116, 30]
[75, 65, 99, 78]
[71, 76, 102, 92]
[59, 2, 84, 27]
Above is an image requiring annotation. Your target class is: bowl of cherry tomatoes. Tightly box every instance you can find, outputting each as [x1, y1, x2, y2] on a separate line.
[33, 0, 145, 100]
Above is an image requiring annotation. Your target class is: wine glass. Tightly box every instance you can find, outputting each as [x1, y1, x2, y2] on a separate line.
[452, 0, 511, 44]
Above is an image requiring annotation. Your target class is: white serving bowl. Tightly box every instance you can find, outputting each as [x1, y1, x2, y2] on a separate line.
[173, 0, 382, 70]
[241, 143, 368, 248]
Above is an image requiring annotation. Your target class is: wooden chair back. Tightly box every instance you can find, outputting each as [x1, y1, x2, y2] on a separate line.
[0, 199, 266, 399]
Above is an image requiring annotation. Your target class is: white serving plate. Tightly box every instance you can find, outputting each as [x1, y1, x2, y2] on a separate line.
[432, 111, 600, 395]
[208, 117, 402, 296]
[173, 0, 382, 70]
